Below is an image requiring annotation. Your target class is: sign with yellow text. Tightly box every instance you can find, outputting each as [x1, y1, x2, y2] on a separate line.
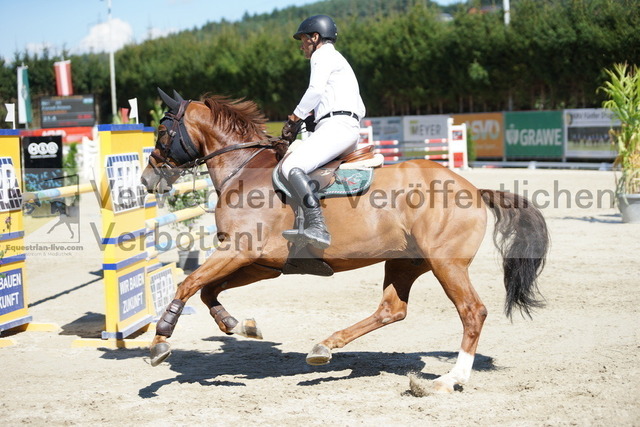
[452, 113, 504, 159]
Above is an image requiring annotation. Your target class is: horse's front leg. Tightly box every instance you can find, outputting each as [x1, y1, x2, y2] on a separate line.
[199, 264, 281, 338]
[149, 250, 255, 367]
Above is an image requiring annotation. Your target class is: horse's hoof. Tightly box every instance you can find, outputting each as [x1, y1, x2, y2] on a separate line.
[432, 377, 455, 393]
[149, 342, 171, 367]
[230, 318, 263, 340]
[306, 343, 332, 365]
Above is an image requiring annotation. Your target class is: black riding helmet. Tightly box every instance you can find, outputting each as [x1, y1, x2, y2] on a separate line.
[293, 15, 338, 41]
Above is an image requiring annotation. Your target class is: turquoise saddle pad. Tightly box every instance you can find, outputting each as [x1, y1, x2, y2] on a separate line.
[273, 167, 374, 199]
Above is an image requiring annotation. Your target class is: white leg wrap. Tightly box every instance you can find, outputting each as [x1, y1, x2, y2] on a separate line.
[449, 349, 475, 384]
[435, 349, 475, 390]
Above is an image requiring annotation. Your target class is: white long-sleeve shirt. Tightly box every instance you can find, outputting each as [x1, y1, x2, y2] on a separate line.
[293, 43, 366, 122]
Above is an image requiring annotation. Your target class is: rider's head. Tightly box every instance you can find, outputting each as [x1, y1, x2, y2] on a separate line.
[293, 15, 337, 59]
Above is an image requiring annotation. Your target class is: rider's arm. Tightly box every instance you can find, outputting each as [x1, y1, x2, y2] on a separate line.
[293, 48, 333, 119]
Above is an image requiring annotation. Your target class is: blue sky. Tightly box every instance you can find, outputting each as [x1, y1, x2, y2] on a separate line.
[1, 0, 460, 62]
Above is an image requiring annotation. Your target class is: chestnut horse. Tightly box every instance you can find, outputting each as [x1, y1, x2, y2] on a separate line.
[141, 90, 549, 393]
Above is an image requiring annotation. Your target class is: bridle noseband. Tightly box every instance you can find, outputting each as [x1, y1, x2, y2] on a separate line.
[150, 100, 198, 177]
[150, 99, 284, 187]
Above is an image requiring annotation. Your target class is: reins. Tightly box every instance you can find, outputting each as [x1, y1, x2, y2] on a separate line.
[152, 100, 285, 186]
[181, 136, 284, 170]
[182, 136, 283, 189]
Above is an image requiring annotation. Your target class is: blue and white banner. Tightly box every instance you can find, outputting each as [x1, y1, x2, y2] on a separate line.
[105, 153, 146, 213]
[0, 268, 25, 316]
[118, 268, 146, 321]
[17, 66, 33, 125]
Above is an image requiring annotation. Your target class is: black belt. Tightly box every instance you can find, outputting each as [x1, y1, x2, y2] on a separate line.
[317, 111, 360, 122]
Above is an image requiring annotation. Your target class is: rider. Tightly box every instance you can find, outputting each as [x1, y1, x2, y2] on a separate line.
[280, 14, 366, 250]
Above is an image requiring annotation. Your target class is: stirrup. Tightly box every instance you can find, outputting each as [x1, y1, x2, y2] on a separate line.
[282, 228, 330, 250]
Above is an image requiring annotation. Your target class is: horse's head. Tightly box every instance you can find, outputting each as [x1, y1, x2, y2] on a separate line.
[142, 89, 280, 194]
[141, 88, 201, 194]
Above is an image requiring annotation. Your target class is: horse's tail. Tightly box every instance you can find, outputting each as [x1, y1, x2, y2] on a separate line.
[479, 189, 550, 319]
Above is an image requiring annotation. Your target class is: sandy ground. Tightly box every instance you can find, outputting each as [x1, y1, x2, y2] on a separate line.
[1, 168, 639, 426]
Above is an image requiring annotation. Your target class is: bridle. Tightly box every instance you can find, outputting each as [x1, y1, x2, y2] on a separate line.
[150, 99, 283, 187]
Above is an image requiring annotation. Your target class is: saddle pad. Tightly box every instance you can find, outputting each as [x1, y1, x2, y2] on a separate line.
[273, 167, 374, 199]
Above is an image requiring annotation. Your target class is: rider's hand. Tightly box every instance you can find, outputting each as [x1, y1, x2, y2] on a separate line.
[281, 116, 303, 143]
[304, 113, 316, 133]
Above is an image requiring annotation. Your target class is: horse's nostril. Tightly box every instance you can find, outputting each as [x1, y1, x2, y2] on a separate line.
[140, 176, 148, 187]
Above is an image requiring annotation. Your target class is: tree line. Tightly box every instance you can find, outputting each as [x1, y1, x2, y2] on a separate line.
[1, 0, 638, 128]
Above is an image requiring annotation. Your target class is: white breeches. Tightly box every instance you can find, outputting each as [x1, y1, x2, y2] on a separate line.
[281, 115, 360, 178]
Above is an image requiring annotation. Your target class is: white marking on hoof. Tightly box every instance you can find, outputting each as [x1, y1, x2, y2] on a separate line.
[432, 349, 475, 392]
[432, 375, 456, 393]
[229, 318, 263, 340]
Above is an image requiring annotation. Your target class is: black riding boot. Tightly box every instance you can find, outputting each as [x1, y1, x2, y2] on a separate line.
[282, 168, 331, 249]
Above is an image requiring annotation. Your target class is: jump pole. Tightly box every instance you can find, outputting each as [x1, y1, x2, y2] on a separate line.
[371, 118, 468, 168]
[0, 130, 58, 347]
[422, 118, 469, 169]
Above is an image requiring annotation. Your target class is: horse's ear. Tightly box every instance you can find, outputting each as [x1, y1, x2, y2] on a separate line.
[172, 90, 185, 103]
[157, 87, 179, 111]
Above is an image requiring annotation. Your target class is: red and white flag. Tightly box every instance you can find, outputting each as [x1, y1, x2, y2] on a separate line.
[54, 60, 74, 96]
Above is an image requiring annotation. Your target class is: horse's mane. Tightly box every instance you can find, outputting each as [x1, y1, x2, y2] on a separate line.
[202, 95, 267, 139]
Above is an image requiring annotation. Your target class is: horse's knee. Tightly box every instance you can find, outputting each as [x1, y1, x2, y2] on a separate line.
[479, 305, 488, 321]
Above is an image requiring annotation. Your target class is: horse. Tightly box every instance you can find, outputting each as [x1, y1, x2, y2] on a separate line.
[141, 89, 549, 393]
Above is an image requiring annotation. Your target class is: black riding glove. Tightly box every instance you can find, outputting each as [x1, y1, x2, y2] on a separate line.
[281, 117, 303, 143]
[304, 113, 316, 133]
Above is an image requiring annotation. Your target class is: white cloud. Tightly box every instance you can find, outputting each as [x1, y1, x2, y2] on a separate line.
[74, 18, 134, 54]
[25, 42, 57, 57]
[145, 27, 179, 41]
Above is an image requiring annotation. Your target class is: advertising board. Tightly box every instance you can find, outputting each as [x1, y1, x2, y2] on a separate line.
[564, 108, 619, 159]
[452, 112, 504, 159]
[504, 111, 564, 159]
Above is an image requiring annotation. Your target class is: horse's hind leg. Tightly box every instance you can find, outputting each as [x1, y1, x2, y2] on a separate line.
[200, 264, 281, 339]
[307, 259, 429, 365]
[429, 258, 487, 393]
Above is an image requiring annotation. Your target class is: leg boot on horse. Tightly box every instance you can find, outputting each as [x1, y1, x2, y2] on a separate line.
[282, 167, 331, 249]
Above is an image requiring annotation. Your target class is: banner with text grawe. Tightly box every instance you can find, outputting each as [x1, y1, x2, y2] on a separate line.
[504, 111, 564, 159]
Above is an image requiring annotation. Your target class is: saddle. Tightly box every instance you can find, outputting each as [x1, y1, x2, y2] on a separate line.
[273, 144, 383, 198]
[274, 144, 384, 277]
